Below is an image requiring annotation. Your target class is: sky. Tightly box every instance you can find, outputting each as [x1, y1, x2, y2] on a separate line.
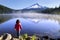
[0, 0, 60, 9]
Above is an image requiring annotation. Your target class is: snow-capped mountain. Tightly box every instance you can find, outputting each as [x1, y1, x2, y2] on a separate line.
[27, 3, 42, 8]
[25, 3, 47, 9]
[19, 3, 48, 13]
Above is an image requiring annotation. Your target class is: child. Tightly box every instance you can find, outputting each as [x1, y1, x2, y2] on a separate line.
[15, 19, 22, 38]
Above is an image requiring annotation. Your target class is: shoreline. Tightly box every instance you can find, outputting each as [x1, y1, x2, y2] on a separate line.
[0, 33, 60, 40]
[0, 13, 60, 23]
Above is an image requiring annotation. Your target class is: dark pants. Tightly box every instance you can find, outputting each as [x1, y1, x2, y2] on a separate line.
[17, 30, 20, 38]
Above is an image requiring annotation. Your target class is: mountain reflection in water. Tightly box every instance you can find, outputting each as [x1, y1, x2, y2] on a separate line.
[0, 18, 60, 38]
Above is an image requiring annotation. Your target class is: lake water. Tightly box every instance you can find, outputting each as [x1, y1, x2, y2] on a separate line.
[0, 18, 60, 38]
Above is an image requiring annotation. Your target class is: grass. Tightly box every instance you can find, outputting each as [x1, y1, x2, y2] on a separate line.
[19, 34, 38, 40]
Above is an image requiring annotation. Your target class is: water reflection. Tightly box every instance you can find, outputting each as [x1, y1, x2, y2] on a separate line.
[0, 18, 60, 38]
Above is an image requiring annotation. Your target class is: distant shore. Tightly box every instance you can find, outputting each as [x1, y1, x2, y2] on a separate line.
[0, 13, 60, 23]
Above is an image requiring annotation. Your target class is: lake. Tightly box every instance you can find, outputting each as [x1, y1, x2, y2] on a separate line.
[0, 13, 60, 39]
[0, 18, 60, 39]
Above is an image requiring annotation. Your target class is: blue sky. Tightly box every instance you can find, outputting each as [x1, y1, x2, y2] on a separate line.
[0, 0, 60, 9]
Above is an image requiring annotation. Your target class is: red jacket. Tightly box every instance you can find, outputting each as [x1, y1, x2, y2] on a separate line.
[15, 23, 22, 31]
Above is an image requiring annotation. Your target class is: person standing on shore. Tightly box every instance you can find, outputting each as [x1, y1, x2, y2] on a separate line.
[15, 19, 22, 38]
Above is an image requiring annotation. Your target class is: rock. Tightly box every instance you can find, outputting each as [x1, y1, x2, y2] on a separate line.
[0, 33, 41, 40]
[0, 33, 12, 40]
[13, 38, 19, 40]
[0, 35, 3, 40]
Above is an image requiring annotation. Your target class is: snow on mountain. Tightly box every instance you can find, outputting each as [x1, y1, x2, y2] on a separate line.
[25, 3, 46, 9]
[29, 3, 42, 8]
[31, 5, 40, 8]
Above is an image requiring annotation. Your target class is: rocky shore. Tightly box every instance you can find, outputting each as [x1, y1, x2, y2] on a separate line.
[0, 33, 40, 40]
[0, 33, 60, 40]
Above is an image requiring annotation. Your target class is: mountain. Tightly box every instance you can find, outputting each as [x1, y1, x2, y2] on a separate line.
[0, 3, 60, 14]
[25, 3, 47, 9]
[0, 5, 14, 14]
[20, 3, 47, 13]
